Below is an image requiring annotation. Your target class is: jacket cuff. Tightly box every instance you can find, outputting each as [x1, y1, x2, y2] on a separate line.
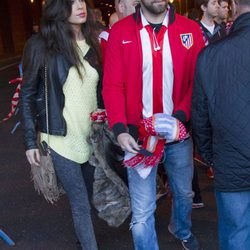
[112, 123, 127, 139]
[172, 110, 186, 123]
[173, 110, 190, 132]
[24, 142, 38, 151]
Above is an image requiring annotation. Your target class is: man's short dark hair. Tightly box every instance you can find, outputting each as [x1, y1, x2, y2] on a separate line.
[188, 8, 200, 20]
[196, 0, 210, 8]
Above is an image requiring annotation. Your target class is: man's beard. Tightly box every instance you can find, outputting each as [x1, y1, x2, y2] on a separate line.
[140, 0, 168, 15]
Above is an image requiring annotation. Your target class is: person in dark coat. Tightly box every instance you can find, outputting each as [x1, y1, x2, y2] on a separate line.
[192, 0, 250, 249]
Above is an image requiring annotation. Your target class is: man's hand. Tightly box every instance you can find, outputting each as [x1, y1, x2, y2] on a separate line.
[117, 133, 140, 154]
[26, 149, 40, 166]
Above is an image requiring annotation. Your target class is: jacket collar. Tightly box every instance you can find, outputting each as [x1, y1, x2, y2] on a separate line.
[231, 12, 250, 33]
[198, 20, 222, 35]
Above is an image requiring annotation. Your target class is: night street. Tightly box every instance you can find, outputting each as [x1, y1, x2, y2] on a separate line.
[0, 63, 219, 250]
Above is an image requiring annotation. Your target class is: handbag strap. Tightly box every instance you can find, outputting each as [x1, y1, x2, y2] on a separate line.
[44, 65, 50, 152]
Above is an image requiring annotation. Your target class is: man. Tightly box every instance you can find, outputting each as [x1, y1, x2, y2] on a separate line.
[192, 0, 250, 249]
[196, 0, 226, 44]
[109, 12, 119, 27]
[99, 0, 139, 64]
[115, 0, 139, 19]
[93, 8, 106, 34]
[214, 0, 229, 25]
[103, 1, 204, 249]
[195, 0, 227, 181]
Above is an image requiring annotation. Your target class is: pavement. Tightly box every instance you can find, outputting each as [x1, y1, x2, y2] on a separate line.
[0, 63, 219, 250]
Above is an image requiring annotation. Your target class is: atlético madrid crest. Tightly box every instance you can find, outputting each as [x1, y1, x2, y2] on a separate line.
[180, 33, 193, 49]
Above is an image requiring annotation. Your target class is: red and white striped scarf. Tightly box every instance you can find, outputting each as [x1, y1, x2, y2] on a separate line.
[1, 64, 23, 123]
[124, 115, 187, 178]
[1, 79, 22, 123]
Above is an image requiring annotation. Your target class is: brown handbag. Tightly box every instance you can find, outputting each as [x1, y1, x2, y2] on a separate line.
[30, 65, 65, 204]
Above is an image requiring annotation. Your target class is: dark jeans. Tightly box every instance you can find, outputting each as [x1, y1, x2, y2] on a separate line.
[192, 140, 202, 203]
[192, 166, 202, 203]
[50, 149, 98, 250]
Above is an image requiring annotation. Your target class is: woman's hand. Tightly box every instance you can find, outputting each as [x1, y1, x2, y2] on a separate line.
[26, 149, 40, 166]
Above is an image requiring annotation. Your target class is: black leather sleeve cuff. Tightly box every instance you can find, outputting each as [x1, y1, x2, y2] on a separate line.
[113, 123, 127, 139]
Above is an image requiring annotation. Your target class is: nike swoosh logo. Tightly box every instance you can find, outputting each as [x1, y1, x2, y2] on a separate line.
[122, 40, 132, 44]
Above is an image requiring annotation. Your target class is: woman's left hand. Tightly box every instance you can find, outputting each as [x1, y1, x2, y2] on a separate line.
[26, 149, 40, 166]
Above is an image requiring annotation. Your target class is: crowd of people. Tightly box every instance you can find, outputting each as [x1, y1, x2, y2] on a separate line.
[20, 0, 250, 250]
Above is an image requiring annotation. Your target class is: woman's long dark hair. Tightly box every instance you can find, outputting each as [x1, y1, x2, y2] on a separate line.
[41, 0, 101, 76]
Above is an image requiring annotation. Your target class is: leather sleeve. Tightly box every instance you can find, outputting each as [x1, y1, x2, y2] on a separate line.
[20, 36, 42, 150]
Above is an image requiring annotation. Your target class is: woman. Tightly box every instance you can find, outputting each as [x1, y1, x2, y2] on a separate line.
[21, 0, 102, 249]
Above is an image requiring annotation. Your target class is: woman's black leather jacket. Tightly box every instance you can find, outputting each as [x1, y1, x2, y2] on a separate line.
[21, 34, 103, 150]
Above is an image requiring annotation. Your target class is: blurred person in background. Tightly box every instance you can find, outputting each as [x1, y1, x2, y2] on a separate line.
[186, 6, 206, 210]
[195, 0, 227, 181]
[99, 0, 139, 65]
[187, 8, 200, 21]
[93, 8, 106, 34]
[214, 0, 229, 26]
[109, 12, 119, 27]
[196, 0, 226, 44]
[115, 0, 140, 19]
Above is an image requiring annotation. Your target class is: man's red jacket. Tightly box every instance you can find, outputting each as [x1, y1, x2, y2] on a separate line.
[103, 6, 204, 138]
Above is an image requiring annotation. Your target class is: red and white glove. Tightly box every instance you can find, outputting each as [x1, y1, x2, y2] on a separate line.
[141, 114, 187, 143]
[153, 113, 187, 142]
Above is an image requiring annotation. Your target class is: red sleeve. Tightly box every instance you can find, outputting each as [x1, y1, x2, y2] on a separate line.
[99, 29, 110, 67]
[102, 24, 127, 130]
